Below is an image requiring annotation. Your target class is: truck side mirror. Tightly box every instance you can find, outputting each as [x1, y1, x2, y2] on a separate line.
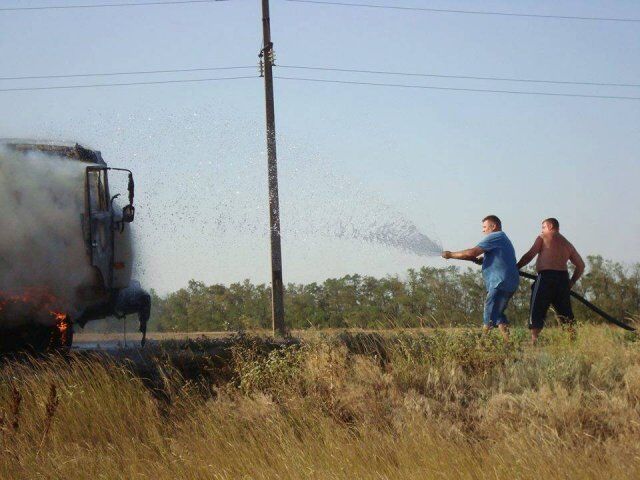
[122, 204, 135, 223]
[128, 173, 135, 205]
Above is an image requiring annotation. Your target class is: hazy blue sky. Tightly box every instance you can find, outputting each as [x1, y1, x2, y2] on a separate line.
[1, 0, 639, 293]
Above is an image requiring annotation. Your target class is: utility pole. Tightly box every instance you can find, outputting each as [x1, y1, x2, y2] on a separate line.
[260, 0, 286, 337]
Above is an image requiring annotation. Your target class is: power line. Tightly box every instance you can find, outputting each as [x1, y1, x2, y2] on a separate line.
[3, 64, 636, 88]
[2, 71, 638, 100]
[285, 0, 640, 23]
[274, 76, 640, 101]
[277, 65, 640, 88]
[0, 75, 256, 92]
[0, 0, 229, 12]
[0, 66, 255, 81]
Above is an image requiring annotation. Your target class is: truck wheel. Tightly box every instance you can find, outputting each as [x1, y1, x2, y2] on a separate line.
[24, 325, 53, 352]
[0, 320, 73, 354]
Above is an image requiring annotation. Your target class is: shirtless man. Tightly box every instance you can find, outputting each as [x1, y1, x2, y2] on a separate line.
[517, 218, 585, 343]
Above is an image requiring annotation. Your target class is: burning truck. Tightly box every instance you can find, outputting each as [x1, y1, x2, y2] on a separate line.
[0, 140, 150, 351]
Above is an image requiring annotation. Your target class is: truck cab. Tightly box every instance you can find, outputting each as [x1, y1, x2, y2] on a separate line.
[0, 140, 150, 351]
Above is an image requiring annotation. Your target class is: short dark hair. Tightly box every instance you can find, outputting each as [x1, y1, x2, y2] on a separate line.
[482, 215, 502, 229]
[543, 217, 560, 230]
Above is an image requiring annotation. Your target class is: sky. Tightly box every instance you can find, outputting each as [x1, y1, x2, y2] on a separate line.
[1, 0, 639, 294]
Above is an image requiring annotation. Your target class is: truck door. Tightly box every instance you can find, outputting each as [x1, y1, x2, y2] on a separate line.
[86, 167, 113, 289]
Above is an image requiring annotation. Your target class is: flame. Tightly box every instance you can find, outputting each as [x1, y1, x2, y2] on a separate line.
[53, 312, 69, 332]
[0, 287, 69, 326]
[53, 312, 71, 347]
[52, 312, 67, 322]
[0, 287, 72, 349]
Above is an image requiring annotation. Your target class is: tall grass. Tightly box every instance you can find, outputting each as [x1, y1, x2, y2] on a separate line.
[1, 325, 639, 479]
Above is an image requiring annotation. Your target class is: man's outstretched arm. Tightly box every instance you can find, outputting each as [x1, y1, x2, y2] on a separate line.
[517, 237, 542, 269]
[442, 246, 484, 264]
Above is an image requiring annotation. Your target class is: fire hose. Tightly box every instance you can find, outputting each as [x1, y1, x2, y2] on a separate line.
[518, 271, 636, 332]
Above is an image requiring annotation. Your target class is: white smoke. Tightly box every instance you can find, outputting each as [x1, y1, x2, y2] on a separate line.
[0, 145, 97, 326]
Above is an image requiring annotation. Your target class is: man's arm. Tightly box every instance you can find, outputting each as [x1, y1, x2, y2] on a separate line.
[517, 237, 542, 269]
[442, 246, 484, 263]
[568, 246, 585, 288]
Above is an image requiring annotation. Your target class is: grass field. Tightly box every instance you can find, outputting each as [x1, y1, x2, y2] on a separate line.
[72, 327, 472, 344]
[2, 324, 640, 479]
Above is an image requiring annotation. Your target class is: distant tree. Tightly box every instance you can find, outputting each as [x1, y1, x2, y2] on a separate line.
[146, 257, 640, 331]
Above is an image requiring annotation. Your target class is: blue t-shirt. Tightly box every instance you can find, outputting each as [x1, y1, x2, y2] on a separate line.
[477, 231, 519, 293]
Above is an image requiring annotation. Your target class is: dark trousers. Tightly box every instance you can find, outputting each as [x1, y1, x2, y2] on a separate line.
[529, 270, 574, 330]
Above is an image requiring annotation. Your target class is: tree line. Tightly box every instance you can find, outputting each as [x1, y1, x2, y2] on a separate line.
[147, 255, 640, 332]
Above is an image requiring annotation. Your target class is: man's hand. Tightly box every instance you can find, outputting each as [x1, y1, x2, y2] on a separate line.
[442, 247, 484, 261]
[472, 256, 483, 265]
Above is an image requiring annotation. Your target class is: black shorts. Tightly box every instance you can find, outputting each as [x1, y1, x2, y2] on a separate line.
[529, 270, 574, 330]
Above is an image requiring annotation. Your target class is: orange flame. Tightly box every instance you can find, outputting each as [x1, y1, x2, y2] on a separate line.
[0, 287, 69, 326]
[53, 312, 69, 332]
[53, 312, 71, 347]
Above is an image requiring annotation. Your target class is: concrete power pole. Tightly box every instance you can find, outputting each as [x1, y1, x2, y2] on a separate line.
[260, 0, 286, 337]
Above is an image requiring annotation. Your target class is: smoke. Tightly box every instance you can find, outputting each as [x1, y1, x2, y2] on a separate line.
[0, 145, 97, 326]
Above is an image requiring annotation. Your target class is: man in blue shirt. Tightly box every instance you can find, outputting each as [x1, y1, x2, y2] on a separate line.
[442, 215, 519, 340]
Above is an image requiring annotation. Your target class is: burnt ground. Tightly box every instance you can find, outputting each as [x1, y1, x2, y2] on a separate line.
[70, 334, 301, 404]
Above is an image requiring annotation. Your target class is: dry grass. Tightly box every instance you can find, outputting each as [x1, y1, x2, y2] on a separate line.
[1, 325, 640, 479]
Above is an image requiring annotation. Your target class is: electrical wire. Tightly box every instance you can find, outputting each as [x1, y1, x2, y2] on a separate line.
[3, 73, 638, 100]
[0, 66, 256, 81]
[0, 75, 257, 92]
[0, 0, 230, 12]
[3, 64, 636, 89]
[274, 75, 640, 101]
[284, 0, 640, 23]
[1, 66, 637, 100]
[277, 65, 640, 88]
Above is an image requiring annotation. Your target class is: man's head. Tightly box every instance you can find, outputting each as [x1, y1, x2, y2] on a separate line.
[482, 215, 502, 234]
[542, 217, 560, 234]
